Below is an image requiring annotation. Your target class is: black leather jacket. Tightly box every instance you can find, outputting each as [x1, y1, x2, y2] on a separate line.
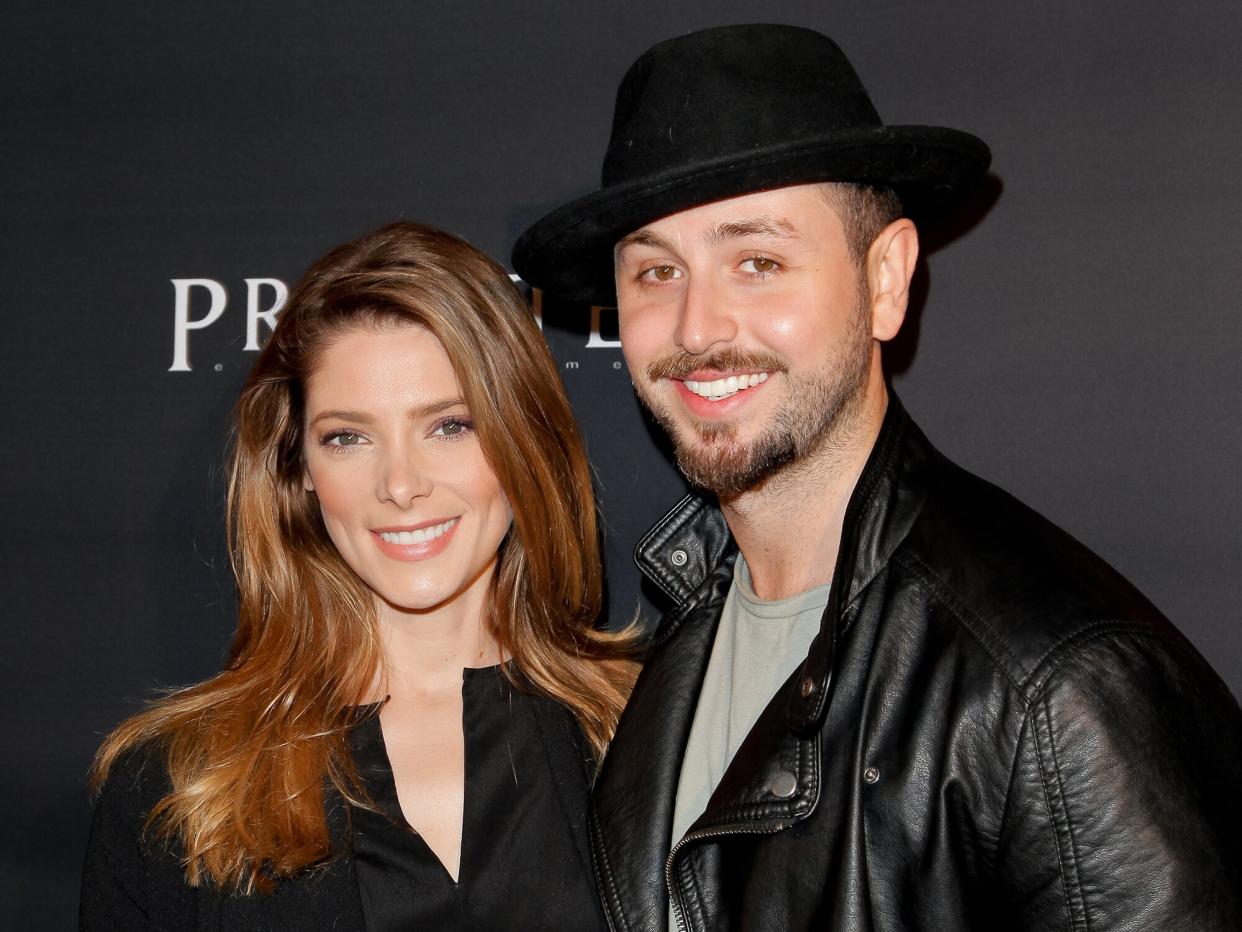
[592, 398, 1242, 931]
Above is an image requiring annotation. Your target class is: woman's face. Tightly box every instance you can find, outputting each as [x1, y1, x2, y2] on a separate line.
[301, 322, 512, 618]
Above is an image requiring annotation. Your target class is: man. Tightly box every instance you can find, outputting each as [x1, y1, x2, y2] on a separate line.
[513, 23, 1242, 931]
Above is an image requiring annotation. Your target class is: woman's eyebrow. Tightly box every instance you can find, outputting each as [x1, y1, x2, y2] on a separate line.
[412, 397, 468, 418]
[308, 408, 373, 427]
[307, 397, 467, 427]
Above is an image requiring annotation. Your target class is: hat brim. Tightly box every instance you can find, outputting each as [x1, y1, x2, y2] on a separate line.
[513, 125, 990, 305]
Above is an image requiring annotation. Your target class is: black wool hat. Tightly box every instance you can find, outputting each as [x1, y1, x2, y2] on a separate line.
[512, 23, 991, 305]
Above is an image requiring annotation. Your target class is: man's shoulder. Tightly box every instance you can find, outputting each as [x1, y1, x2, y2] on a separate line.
[895, 450, 1184, 694]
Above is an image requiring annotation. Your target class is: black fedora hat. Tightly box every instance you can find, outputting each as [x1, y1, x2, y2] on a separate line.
[512, 23, 991, 305]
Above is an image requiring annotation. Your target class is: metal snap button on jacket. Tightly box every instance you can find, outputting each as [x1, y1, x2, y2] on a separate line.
[770, 771, 798, 799]
[670, 548, 688, 566]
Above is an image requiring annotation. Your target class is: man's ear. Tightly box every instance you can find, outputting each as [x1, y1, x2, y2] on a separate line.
[866, 218, 919, 342]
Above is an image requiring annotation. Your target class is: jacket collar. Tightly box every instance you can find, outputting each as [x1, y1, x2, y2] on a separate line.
[633, 394, 930, 733]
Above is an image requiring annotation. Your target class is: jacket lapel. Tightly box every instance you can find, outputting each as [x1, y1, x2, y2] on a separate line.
[786, 397, 930, 734]
[592, 556, 735, 932]
[688, 678, 821, 836]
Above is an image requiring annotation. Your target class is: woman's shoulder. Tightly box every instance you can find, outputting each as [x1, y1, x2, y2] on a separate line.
[85, 738, 182, 881]
[82, 737, 366, 931]
[91, 739, 174, 826]
[81, 739, 190, 930]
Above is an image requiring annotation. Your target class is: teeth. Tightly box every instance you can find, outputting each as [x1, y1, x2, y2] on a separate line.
[379, 518, 458, 545]
[683, 371, 769, 401]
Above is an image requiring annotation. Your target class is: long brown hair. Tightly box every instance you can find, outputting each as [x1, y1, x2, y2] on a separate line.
[91, 222, 640, 892]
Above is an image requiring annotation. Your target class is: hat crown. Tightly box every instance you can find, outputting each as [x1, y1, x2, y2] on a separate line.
[603, 24, 883, 186]
[512, 23, 989, 304]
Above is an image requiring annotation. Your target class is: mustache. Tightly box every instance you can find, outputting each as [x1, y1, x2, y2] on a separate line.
[646, 349, 787, 381]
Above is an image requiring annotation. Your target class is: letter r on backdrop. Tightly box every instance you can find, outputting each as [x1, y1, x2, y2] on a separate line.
[244, 278, 288, 351]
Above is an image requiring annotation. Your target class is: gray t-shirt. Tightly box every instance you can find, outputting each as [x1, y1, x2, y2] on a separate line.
[668, 555, 829, 913]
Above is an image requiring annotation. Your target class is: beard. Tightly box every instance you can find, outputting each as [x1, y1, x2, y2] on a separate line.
[635, 295, 872, 498]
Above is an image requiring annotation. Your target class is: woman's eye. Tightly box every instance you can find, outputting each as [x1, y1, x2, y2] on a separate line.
[432, 417, 474, 439]
[640, 264, 681, 283]
[740, 256, 779, 275]
[322, 430, 366, 448]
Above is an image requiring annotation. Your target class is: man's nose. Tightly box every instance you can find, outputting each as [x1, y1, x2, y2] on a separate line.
[673, 275, 737, 355]
[376, 448, 433, 507]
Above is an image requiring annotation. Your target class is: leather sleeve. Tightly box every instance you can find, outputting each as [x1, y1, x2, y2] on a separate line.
[993, 626, 1242, 931]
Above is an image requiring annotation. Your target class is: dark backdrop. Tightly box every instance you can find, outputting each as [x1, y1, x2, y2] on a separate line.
[4, 2, 1239, 926]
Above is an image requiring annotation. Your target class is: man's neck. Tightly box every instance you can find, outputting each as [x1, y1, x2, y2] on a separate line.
[721, 382, 887, 601]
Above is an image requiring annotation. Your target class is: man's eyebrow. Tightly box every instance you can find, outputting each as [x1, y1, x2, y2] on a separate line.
[614, 217, 800, 259]
[615, 229, 675, 258]
[307, 397, 466, 427]
[706, 217, 799, 246]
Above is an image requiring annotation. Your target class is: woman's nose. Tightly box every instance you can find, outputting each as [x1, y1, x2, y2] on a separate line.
[377, 449, 433, 507]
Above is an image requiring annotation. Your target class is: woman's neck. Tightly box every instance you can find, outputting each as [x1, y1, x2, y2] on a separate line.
[372, 565, 504, 701]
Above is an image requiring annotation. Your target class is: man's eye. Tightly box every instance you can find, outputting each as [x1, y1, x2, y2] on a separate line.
[740, 256, 779, 275]
[641, 265, 681, 282]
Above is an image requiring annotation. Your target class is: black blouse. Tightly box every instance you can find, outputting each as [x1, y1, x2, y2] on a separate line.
[80, 665, 608, 931]
[348, 665, 606, 931]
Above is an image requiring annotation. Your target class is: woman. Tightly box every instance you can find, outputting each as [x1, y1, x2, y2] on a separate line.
[81, 222, 639, 930]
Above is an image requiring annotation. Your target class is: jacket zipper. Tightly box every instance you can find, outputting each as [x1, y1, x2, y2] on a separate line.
[665, 821, 794, 932]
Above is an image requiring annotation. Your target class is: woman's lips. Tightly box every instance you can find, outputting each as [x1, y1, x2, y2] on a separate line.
[371, 517, 459, 561]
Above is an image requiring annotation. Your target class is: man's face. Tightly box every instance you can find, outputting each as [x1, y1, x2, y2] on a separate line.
[614, 183, 878, 497]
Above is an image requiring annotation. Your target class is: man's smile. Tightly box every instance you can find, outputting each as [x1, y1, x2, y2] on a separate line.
[680, 371, 770, 401]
